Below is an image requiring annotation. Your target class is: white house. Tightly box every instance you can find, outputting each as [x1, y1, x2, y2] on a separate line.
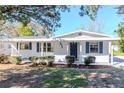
[0, 30, 119, 65]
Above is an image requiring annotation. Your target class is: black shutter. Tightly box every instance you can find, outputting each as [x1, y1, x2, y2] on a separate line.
[86, 42, 89, 53]
[99, 42, 103, 53]
[17, 42, 18, 50]
[37, 42, 39, 52]
[29, 42, 32, 50]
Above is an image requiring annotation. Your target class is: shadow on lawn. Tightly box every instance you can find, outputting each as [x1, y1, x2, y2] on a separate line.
[0, 68, 44, 88]
[0, 67, 124, 88]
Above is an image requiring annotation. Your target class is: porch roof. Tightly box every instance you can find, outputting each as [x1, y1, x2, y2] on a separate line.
[0, 37, 120, 42]
[55, 37, 120, 41]
[0, 38, 53, 42]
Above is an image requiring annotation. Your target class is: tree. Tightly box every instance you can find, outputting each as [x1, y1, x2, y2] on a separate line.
[15, 22, 34, 36]
[0, 5, 69, 37]
[115, 23, 124, 52]
[0, 21, 18, 38]
[79, 5, 100, 20]
[86, 20, 104, 33]
[0, 5, 100, 37]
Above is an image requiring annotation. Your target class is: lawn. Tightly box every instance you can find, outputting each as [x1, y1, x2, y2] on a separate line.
[0, 64, 124, 88]
[113, 50, 124, 56]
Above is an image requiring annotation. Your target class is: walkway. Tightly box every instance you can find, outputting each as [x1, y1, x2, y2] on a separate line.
[113, 56, 124, 69]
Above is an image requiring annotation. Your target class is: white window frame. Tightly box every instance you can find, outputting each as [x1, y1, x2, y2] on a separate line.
[20, 42, 30, 50]
[89, 42, 99, 53]
[43, 42, 53, 52]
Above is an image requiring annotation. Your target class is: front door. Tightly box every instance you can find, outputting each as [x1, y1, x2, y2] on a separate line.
[70, 42, 78, 59]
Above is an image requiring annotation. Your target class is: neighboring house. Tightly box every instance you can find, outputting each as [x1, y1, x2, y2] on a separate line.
[0, 30, 119, 65]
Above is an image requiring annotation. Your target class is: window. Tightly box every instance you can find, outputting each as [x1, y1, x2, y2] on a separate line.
[89, 42, 99, 53]
[43, 43, 52, 52]
[47, 43, 52, 52]
[43, 43, 46, 52]
[20, 42, 32, 50]
[37, 42, 41, 52]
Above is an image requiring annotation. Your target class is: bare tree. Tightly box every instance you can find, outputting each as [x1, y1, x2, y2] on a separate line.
[86, 20, 104, 33]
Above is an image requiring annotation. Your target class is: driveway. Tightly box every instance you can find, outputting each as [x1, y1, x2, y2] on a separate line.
[113, 56, 124, 69]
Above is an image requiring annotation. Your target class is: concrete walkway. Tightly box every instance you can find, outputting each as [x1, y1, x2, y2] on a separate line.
[112, 56, 124, 69]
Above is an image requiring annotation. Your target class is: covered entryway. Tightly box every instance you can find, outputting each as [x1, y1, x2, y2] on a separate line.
[70, 42, 78, 59]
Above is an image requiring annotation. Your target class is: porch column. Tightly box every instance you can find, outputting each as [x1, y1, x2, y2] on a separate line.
[109, 42, 113, 65]
[79, 42, 82, 62]
[111, 44, 113, 65]
[67, 42, 69, 55]
[41, 42, 43, 56]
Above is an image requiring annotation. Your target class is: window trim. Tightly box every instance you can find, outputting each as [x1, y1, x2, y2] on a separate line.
[43, 42, 53, 52]
[89, 42, 99, 53]
[20, 42, 30, 50]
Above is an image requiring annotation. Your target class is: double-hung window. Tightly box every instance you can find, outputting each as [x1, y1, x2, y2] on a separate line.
[43, 42, 52, 52]
[20, 42, 32, 50]
[89, 42, 99, 53]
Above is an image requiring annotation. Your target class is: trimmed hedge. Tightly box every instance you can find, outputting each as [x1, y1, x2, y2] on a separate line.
[65, 55, 75, 67]
[8, 56, 22, 65]
[84, 56, 96, 66]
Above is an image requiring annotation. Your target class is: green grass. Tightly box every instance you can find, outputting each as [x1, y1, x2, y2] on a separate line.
[30, 67, 121, 88]
[113, 50, 124, 56]
[41, 68, 89, 87]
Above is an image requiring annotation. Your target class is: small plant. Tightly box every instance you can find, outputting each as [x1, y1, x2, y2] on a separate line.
[84, 56, 96, 66]
[29, 56, 37, 63]
[9, 56, 22, 65]
[39, 57, 47, 66]
[65, 55, 75, 67]
[0, 54, 10, 64]
[29, 56, 38, 66]
[47, 56, 55, 67]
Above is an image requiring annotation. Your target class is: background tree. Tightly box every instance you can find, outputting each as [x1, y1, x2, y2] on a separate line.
[0, 5, 100, 37]
[115, 23, 124, 52]
[15, 22, 34, 36]
[86, 20, 104, 33]
[79, 5, 100, 21]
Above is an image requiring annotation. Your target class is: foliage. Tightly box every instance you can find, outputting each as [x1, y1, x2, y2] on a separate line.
[41, 68, 89, 88]
[0, 5, 69, 37]
[79, 5, 100, 21]
[115, 24, 124, 52]
[16, 23, 34, 36]
[9, 56, 22, 65]
[0, 54, 10, 64]
[84, 56, 96, 66]
[65, 55, 75, 67]
[116, 5, 124, 14]
[113, 50, 124, 56]
[29, 56, 55, 67]
[29, 56, 37, 63]
[0, 5, 101, 37]
[47, 56, 55, 67]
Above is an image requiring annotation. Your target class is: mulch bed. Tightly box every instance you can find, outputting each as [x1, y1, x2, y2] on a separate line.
[29, 63, 112, 69]
[53, 64, 112, 69]
[0, 62, 112, 69]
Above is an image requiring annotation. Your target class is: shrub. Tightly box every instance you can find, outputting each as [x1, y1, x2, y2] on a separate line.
[39, 57, 47, 65]
[9, 56, 22, 65]
[0, 54, 10, 64]
[65, 55, 75, 67]
[29, 56, 37, 63]
[29, 56, 38, 66]
[84, 56, 96, 66]
[47, 56, 55, 67]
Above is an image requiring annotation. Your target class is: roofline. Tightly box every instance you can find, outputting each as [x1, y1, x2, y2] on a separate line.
[53, 30, 111, 38]
[55, 37, 120, 41]
[0, 37, 120, 42]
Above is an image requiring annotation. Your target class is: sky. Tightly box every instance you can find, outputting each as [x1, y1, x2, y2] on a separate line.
[55, 5, 124, 37]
